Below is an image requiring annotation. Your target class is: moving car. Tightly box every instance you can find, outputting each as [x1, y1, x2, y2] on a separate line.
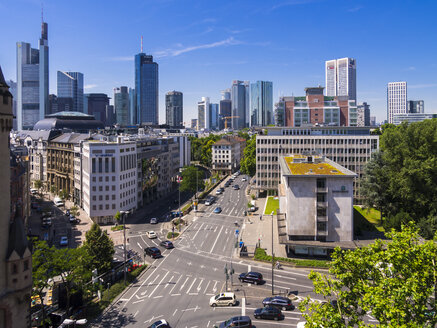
[213, 207, 222, 214]
[69, 215, 79, 224]
[59, 236, 68, 247]
[54, 197, 64, 207]
[254, 306, 283, 321]
[148, 319, 170, 328]
[150, 217, 158, 224]
[238, 272, 263, 285]
[41, 217, 52, 228]
[147, 231, 157, 239]
[209, 292, 237, 307]
[205, 197, 215, 206]
[262, 296, 294, 310]
[218, 316, 252, 328]
[233, 185, 240, 190]
[144, 247, 161, 259]
[242, 177, 247, 182]
[160, 240, 174, 249]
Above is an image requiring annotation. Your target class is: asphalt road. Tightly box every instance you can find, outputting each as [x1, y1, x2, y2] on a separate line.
[92, 175, 319, 328]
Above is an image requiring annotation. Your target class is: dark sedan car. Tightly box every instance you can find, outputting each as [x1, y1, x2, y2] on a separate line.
[219, 316, 252, 328]
[213, 207, 222, 213]
[262, 296, 294, 310]
[144, 247, 161, 259]
[160, 240, 174, 249]
[238, 272, 263, 285]
[254, 306, 283, 321]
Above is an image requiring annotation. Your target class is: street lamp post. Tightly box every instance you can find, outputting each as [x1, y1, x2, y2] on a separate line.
[271, 210, 275, 295]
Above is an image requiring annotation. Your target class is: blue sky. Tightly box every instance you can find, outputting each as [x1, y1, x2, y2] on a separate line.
[1, 0, 437, 123]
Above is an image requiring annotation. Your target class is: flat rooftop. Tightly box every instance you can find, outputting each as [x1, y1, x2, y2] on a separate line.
[280, 155, 357, 177]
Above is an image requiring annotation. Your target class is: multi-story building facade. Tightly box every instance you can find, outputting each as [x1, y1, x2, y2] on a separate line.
[219, 100, 232, 130]
[407, 100, 424, 113]
[231, 80, 249, 129]
[83, 93, 110, 125]
[387, 81, 407, 124]
[49, 94, 74, 114]
[79, 139, 138, 224]
[325, 57, 356, 101]
[255, 126, 379, 201]
[135, 53, 159, 125]
[274, 100, 285, 127]
[191, 119, 198, 130]
[114, 86, 129, 126]
[250, 81, 273, 127]
[283, 87, 357, 127]
[57, 71, 84, 112]
[212, 136, 246, 175]
[47, 133, 92, 200]
[0, 66, 32, 328]
[393, 113, 437, 125]
[210, 103, 219, 130]
[357, 102, 370, 127]
[165, 91, 183, 128]
[197, 97, 210, 130]
[7, 80, 17, 130]
[279, 155, 355, 243]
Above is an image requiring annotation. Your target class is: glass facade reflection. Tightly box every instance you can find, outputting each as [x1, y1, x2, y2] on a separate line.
[135, 53, 158, 125]
[57, 71, 84, 112]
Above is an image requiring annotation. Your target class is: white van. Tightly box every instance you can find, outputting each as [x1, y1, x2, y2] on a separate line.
[54, 197, 64, 207]
[209, 292, 237, 307]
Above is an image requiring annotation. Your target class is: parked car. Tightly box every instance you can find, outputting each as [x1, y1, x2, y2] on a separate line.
[242, 177, 247, 182]
[148, 319, 170, 328]
[147, 231, 157, 239]
[41, 218, 52, 228]
[233, 185, 240, 190]
[59, 236, 68, 247]
[150, 217, 158, 224]
[213, 207, 222, 214]
[262, 296, 294, 310]
[248, 206, 256, 212]
[219, 187, 225, 192]
[160, 240, 174, 249]
[215, 189, 222, 195]
[254, 306, 283, 321]
[209, 292, 237, 307]
[205, 197, 215, 206]
[69, 215, 79, 224]
[218, 316, 252, 328]
[238, 272, 263, 285]
[30, 188, 38, 195]
[144, 247, 161, 259]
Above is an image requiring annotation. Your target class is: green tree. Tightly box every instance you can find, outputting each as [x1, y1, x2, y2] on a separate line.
[82, 223, 115, 274]
[70, 205, 80, 217]
[59, 189, 69, 200]
[299, 223, 437, 327]
[114, 211, 121, 225]
[32, 240, 57, 326]
[180, 166, 205, 193]
[240, 135, 256, 176]
[34, 179, 43, 196]
[50, 185, 57, 195]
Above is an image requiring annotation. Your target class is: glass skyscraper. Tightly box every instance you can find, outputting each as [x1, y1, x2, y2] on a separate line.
[165, 91, 183, 128]
[209, 103, 219, 130]
[57, 71, 84, 112]
[231, 80, 249, 130]
[39, 22, 49, 121]
[129, 87, 136, 125]
[250, 81, 273, 127]
[135, 53, 159, 125]
[114, 86, 130, 126]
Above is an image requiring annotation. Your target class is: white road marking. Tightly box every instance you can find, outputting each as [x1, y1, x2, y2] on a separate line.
[153, 295, 163, 299]
[192, 222, 204, 240]
[171, 293, 181, 296]
[137, 242, 143, 249]
[203, 280, 211, 294]
[133, 299, 144, 304]
[210, 226, 223, 253]
[148, 271, 169, 298]
[181, 306, 199, 312]
[180, 276, 190, 292]
[186, 277, 197, 294]
[197, 278, 204, 292]
[172, 309, 178, 316]
[165, 275, 174, 289]
[133, 310, 139, 317]
[242, 297, 246, 316]
[212, 280, 218, 293]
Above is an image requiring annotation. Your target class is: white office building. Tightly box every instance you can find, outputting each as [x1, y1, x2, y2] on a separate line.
[198, 97, 210, 130]
[387, 82, 407, 124]
[325, 58, 357, 101]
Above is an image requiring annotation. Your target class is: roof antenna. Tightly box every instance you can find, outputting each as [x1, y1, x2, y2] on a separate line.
[41, 2, 43, 22]
[141, 35, 143, 53]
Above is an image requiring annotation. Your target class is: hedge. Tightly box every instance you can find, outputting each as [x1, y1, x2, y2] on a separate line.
[254, 248, 330, 268]
[167, 232, 180, 239]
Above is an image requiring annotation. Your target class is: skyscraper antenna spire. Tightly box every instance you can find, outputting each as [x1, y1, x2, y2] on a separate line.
[141, 36, 143, 52]
[41, 2, 43, 22]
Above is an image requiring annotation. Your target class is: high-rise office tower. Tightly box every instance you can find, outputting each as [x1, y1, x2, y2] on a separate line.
[129, 88, 136, 125]
[219, 89, 232, 130]
[198, 97, 210, 130]
[165, 91, 183, 128]
[135, 53, 159, 125]
[250, 81, 273, 127]
[84, 93, 110, 124]
[191, 119, 198, 130]
[57, 71, 84, 112]
[106, 105, 115, 126]
[209, 103, 219, 130]
[16, 41, 40, 130]
[325, 57, 356, 101]
[221, 89, 231, 100]
[407, 100, 424, 113]
[49, 94, 73, 114]
[231, 80, 249, 129]
[387, 82, 407, 124]
[39, 21, 49, 121]
[357, 102, 371, 127]
[114, 86, 129, 126]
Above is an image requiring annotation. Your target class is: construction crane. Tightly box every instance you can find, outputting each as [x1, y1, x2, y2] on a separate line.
[221, 116, 239, 129]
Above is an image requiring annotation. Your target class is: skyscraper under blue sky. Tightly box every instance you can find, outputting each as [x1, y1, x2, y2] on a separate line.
[39, 21, 49, 121]
[57, 71, 84, 112]
[250, 81, 273, 127]
[135, 53, 158, 125]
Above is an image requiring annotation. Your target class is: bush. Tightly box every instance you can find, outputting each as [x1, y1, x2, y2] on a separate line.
[111, 225, 124, 231]
[254, 248, 330, 268]
[167, 232, 180, 239]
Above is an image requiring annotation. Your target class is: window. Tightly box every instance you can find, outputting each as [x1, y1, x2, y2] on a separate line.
[12, 263, 18, 274]
[24, 260, 29, 271]
[317, 193, 326, 202]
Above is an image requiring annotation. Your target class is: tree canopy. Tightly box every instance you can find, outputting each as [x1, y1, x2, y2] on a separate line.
[299, 223, 437, 327]
[360, 119, 437, 237]
[82, 223, 115, 274]
[180, 165, 205, 193]
[240, 135, 256, 177]
[189, 134, 222, 167]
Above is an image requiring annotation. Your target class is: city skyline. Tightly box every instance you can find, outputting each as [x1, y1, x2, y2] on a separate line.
[1, 0, 437, 125]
